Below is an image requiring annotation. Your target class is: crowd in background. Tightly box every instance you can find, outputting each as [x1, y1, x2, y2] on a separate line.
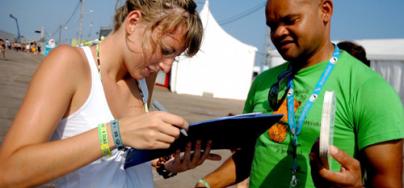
[1, 39, 42, 54]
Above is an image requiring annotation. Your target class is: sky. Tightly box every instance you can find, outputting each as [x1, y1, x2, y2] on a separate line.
[1, 0, 404, 64]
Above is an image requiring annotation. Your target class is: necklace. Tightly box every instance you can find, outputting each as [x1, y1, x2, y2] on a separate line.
[96, 43, 101, 73]
[96, 42, 149, 112]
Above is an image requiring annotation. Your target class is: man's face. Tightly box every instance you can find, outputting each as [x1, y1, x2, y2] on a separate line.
[266, 0, 326, 62]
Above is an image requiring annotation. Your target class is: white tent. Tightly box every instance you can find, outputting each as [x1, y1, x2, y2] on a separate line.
[169, 0, 257, 100]
[266, 39, 404, 103]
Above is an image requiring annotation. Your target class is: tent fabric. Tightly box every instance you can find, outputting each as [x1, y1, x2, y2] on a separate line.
[355, 39, 404, 61]
[372, 60, 404, 103]
[169, 0, 257, 100]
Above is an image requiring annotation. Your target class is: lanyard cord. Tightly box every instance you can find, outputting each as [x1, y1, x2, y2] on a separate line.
[287, 45, 340, 187]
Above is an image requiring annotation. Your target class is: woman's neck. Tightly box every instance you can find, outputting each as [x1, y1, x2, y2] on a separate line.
[98, 32, 128, 82]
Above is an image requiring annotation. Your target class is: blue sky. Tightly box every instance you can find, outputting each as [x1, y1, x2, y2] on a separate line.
[1, 0, 404, 63]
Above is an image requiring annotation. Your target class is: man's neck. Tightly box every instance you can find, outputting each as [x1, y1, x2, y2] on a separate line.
[293, 42, 334, 70]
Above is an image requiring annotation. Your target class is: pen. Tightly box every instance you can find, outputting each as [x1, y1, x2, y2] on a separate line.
[180, 129, 188, 137]
[152, 100, 188, 137]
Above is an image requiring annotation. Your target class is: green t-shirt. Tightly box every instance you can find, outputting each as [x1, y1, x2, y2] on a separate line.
[244, 51, 404, 188]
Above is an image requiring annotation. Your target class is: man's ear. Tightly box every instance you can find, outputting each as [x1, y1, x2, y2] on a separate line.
[125, 10, 142, 34]
[320, 0, 333, 24]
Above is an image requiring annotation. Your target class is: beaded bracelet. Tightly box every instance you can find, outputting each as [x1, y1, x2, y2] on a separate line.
[110, 119, 125, 150]
[97, 123, 111, 156]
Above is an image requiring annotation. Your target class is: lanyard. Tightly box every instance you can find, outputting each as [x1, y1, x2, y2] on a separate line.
[287, 45, 340, 187]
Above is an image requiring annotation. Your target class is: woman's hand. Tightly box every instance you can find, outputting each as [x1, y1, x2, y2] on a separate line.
[310, 140, 363, 188]
[165, 140, 222, 173]
[119, 111, 188, 150]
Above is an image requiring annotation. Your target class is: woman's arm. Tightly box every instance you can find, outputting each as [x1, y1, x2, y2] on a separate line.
[0, 46, 189, 187]
[0, 45, 106, 186]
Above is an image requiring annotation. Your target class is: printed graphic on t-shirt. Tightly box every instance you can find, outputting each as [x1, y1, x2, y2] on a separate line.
[268, 99, 301, 143]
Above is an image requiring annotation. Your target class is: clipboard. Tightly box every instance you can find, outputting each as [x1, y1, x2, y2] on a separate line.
[124, 113, 283, 169]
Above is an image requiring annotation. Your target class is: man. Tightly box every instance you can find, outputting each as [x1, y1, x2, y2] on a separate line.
[195, 0, 404, 187]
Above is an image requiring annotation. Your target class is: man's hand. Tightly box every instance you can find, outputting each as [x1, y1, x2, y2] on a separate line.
[165, 140, 222, 173]
[310, 140, 363, 188]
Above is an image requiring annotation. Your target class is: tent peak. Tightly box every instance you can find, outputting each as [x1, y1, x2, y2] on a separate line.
[202, 0, 209, 10]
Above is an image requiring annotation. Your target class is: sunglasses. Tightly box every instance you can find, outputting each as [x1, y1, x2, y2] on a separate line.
[268, 69, 293, 111]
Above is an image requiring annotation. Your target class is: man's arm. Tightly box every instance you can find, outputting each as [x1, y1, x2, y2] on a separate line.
[311, 139, 403, 188]
[363, 139, 403, 188]
[196, 156, 237, 188]
[195, 148, 254, 188]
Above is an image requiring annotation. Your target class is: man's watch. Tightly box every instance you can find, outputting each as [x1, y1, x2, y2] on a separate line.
[155, 156, 177, 179]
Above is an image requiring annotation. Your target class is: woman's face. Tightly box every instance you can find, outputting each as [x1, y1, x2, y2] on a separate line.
[148, 25, 187, 74]
[125, 23, 187, 80]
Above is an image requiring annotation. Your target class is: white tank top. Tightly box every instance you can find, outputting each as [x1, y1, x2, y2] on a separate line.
[49, 46, 153, 188]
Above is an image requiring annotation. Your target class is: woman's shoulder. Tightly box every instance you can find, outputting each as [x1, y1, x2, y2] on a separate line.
[46, 45, 84, 63]
[41, 45, 89, 73]
[36, 45, 91, 87]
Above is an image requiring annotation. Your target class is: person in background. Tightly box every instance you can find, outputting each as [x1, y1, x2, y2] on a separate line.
[0, 39, 5, 59]
[25, 43, 30, 53]
[0, 0, 220, 187]
[5, 39, 11, 50]
[31, 41, 38, 55]
[337, 41, 370, 67]
[195, 0, 404, 187]
[44, 39, 56, 56]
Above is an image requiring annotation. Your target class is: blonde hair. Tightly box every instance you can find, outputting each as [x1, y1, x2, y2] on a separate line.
[114, 0, 202, 57]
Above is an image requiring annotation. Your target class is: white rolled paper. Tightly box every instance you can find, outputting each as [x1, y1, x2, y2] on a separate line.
[319, 91, 336, 169]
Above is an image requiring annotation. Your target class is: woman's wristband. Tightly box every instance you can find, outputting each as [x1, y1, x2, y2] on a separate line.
[97, 123, 111, 156]
[110, 119, 125, 150]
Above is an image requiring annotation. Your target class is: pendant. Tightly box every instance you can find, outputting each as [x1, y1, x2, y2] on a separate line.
[290, 174, 298, 187]
[268, 123, 288, 143]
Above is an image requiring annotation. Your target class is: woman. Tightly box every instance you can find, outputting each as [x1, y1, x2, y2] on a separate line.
[0, 0, 219, 187]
